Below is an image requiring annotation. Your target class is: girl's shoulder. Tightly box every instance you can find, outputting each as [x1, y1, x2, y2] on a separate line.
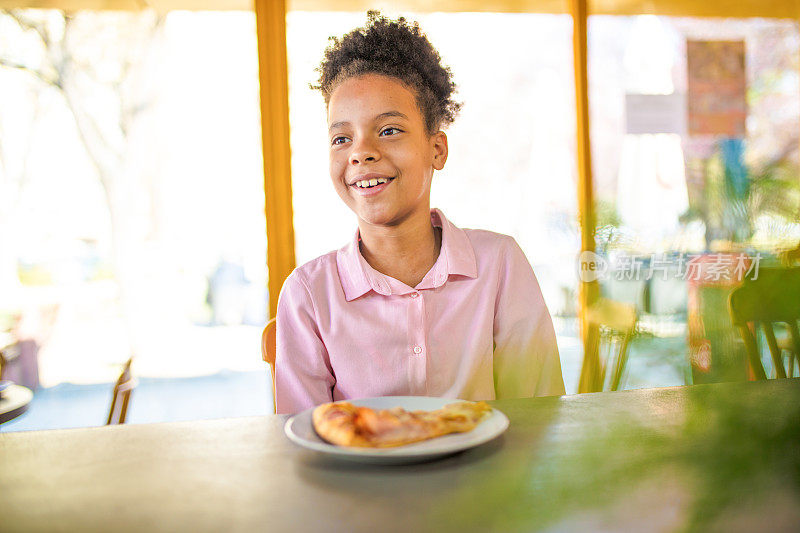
[461, 227, 520, 255]
[285, 250, 340, 291]
[457, 227, 533, 278]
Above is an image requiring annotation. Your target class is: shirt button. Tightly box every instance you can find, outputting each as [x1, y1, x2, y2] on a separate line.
[413, 345, 423, 355]
[410, 292, 419, 298]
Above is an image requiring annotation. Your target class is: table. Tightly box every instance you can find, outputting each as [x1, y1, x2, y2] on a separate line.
[0, 383, 32, 424]
[2, 379, 799, 532]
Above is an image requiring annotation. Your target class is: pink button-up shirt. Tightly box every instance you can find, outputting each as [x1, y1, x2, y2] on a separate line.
[275, 209, 564, 414]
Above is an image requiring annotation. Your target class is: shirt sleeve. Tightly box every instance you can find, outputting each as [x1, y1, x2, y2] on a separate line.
[492, 237, 565, 399]
[274, 271, 336, 414]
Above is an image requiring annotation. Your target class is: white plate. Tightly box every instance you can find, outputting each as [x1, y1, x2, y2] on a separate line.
[284, 396, 509, 464]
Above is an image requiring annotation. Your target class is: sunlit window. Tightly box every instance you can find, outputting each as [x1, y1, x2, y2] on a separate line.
[588, 15, 800, 387]
[0, 9, 269, 428]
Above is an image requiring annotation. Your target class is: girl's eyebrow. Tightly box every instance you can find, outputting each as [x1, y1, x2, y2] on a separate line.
[328, 111, 409, 132]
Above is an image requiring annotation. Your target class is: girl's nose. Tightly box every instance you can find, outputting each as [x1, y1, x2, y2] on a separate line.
[350, 138, 379, 165]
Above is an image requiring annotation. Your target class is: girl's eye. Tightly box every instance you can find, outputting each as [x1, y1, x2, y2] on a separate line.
[331, 136, 349, 146]
[380, 127, 402, 136]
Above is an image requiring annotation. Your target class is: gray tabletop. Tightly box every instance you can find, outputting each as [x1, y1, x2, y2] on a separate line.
[2, 379, 799, 532]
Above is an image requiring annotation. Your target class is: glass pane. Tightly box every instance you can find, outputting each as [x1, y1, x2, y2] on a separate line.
[588, 15, 800, 388]
[0, 9, 270, 430]
[286, 12, 581, 391]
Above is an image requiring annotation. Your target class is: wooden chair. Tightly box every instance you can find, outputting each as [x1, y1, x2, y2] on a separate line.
[261, 317, 277, 413]
[578, 298, 637, 393]
[770, 246, 799, 364]
[728, 267, 800, 380]
[106, 357, 137, 425]
[780, 241, 800, 266]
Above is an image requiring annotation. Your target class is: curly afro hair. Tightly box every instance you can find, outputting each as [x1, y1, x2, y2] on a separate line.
[313, 11, 461, 134]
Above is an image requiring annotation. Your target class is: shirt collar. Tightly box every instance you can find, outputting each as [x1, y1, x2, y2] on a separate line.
[336, 208, 478, 301]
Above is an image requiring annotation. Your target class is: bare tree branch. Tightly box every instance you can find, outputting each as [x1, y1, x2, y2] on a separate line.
[117, 13, 166, 139]
[60, 85, 120, 193]
[0, 58, 60, 87]
[18, 94, 45, 191]
[58, 13, 121, 162]
[0, 126, 7, 181]
[5, 9, 51, 49]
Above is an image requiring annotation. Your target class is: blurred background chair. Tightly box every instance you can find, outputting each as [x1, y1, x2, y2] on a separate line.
[0, 305, 59, 390]
[728, 267, 800, 379]
[0, 345, 10, 381]
[0, 316, 20, 383]
[106, 357, 137, 425]
[261, 317, 276, 413]
[780, 241, 800, 267]
[578, 298, 638, 393]
[775, 253, 800, 367]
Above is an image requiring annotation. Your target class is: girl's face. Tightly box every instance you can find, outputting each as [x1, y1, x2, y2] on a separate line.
[327, 74, 447, 229]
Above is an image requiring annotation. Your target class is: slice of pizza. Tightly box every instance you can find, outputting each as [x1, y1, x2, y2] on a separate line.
[312, 400, 493, 448]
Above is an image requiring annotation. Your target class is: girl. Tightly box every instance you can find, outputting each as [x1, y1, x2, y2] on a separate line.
[275, 12, 564, 414]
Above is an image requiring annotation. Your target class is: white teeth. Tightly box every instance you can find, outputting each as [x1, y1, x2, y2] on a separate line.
[355, 178, 390, 188]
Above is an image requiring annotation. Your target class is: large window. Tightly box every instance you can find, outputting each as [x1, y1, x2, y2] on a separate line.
[0, 9, 270, 428]
[588, 15, 800, 387]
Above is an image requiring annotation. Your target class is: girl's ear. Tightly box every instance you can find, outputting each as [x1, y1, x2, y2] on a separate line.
[431, 131, 448, 171]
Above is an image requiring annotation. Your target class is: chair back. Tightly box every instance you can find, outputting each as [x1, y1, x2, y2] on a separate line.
[579, 298, 637, 393]
[780, 242, 800, 266]
[0, 336, 19, 382]
[261, 318, 277, 413]
[728, 267, 800, 379]
[107, 357, 137, 425]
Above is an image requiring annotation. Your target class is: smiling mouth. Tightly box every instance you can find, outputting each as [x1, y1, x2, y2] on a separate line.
[352, 177, 395, 189]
